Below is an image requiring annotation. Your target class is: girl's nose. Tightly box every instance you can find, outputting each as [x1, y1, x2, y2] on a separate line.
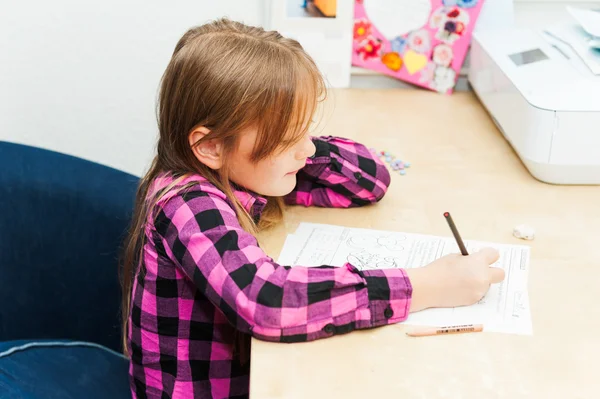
[297, 137, 316, 160]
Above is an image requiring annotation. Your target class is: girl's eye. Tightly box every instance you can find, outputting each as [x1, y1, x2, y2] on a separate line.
[281, 130, 307, 148]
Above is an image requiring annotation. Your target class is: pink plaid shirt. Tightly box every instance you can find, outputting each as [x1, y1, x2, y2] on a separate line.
[128, 136, 413, 398]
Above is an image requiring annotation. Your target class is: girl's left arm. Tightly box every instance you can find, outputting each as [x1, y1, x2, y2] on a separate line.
[284, 136, 391, 208]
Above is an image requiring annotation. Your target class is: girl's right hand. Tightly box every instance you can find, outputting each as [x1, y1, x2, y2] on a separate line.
[405, 248, 505, 312]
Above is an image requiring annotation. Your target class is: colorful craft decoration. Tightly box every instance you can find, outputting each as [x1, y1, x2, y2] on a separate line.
[352, 0, 485, 94]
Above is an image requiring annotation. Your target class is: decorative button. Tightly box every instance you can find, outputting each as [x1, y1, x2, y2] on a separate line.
[353, 172, 362, 180]
[384, 307, 393, 319]
[324, 324, 335, 334]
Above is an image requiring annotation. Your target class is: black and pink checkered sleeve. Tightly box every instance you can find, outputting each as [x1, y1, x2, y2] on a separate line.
[285, 136, 391, 208]
[153, 190, 412, 343]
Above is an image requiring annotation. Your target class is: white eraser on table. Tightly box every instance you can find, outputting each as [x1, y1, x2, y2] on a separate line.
[513, 224, 535, 240]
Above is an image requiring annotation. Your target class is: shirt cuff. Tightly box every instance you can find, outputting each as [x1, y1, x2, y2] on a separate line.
[361, 268, 413, 326]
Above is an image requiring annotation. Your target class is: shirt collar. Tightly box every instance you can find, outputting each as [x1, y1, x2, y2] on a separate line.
[152, 172, 268, 219]
[231, 185, 268, 219]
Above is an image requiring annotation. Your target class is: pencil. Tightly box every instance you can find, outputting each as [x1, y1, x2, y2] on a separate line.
[443, 212, 468, 255]
[406, 324, 484, 337]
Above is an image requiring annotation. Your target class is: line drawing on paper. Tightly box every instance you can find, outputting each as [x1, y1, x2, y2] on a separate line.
[346, 250, 402, 270]
[346, 234, 406, 252]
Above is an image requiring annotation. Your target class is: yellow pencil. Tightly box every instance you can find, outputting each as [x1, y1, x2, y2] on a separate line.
[406, 324, 484, 337]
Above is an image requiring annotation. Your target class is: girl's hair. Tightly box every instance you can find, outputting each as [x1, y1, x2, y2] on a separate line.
[119, 18, 326, 354]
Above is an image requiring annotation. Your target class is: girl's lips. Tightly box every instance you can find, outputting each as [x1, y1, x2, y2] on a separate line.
[286, 162, 306, 175]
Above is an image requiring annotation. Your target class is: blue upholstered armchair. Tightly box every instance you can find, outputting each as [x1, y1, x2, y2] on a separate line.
[0, 141, 138, 398]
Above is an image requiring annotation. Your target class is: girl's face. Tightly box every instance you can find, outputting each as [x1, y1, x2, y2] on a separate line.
[229, 127, 316, 197]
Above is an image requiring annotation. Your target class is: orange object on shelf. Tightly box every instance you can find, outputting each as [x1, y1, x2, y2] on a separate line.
[313, 0, 337, 17]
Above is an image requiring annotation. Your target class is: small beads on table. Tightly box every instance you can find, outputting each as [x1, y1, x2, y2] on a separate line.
[370, 147, 411, 176]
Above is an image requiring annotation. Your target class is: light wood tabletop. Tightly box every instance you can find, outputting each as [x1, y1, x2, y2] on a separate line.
[250, 89, 600, 399]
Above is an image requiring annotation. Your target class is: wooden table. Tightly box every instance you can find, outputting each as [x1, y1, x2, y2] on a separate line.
[251, 90, 600, 399]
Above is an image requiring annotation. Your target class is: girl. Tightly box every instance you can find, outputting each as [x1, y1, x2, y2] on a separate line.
[121, 18, 505, 399]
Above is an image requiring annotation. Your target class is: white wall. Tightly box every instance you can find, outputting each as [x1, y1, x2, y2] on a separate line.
[0, 0, 266, 176]
[2, 0, 598, 176]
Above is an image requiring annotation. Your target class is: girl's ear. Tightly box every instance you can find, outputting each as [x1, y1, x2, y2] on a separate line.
[189, 126, 223, 170]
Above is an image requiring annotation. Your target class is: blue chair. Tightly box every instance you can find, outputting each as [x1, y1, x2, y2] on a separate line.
[0, 141, 138, 398]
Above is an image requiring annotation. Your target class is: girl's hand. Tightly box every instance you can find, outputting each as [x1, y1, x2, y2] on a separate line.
[405, 248, 505, 312]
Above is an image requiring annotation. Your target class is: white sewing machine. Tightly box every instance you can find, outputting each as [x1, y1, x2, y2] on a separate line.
[468, 13, 600, 185]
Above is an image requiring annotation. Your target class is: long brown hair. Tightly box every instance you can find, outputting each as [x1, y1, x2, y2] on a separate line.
[119, 18, 326, 355]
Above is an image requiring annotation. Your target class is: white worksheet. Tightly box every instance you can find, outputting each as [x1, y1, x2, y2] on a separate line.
[278, 223, 532, 335]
